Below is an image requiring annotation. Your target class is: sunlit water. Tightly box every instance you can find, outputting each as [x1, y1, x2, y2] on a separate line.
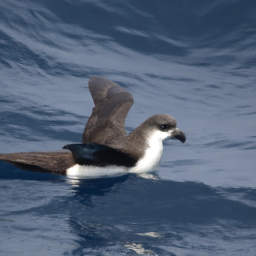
[1, 0, 256, 255]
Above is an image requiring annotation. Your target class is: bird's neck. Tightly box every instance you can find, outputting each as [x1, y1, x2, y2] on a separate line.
[128, 129, 164, 173]
[124, 124, 164, 160]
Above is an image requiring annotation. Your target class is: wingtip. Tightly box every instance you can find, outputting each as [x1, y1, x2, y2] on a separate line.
[88, 76, 100, 89]
[89, 76, 100, 83]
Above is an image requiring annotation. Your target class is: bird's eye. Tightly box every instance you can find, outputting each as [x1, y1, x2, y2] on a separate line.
[159, 124, 168, 131]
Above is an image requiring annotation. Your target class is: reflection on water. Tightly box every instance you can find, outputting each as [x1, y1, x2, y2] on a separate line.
[66, 176, 256, 255]
[1, 162, 256, 255]
[67, 175, 129, 196]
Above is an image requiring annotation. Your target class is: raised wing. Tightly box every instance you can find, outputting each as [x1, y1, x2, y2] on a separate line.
[82, 76, 134, 147]
[63, 143, 137, 167]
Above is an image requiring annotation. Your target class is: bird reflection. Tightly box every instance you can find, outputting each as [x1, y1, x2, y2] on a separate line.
[66, 174, 130, 197]
[65, 173, 159, 207]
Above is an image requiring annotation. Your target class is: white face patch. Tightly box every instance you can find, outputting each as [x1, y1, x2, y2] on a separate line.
[161, 129, 174, 141]
[129, 129, 172, 173]
[66, 164, 128, 179]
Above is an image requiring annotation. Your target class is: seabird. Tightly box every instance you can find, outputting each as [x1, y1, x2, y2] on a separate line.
[0, 76, 186, 178]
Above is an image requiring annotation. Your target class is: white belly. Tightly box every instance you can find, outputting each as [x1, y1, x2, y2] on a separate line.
[66, 164, 128, 179]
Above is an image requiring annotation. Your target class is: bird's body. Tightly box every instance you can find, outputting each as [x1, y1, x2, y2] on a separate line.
[66, 128, 166, 178]
[0, 76, 186, 179]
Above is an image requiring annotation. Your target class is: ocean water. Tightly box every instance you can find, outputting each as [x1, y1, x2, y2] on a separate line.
[1, 0, 256, 255]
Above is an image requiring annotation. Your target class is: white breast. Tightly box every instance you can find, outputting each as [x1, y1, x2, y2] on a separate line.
[129, 130, 165, 173]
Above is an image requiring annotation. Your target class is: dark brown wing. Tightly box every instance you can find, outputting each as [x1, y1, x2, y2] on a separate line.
[82, 76, 134, 147]
[0, 151, 74, 175]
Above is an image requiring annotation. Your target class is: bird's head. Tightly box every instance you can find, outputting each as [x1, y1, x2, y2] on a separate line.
[143, 114, 186, 143]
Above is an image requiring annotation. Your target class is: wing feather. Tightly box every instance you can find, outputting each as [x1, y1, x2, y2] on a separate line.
[82, 76, 134, 146]
[63, 143, 137, 167]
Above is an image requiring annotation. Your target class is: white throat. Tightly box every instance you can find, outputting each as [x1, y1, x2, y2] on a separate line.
[129, 130, 169, 173]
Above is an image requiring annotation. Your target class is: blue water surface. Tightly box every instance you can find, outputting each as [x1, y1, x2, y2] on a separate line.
[1, 0, 256, 255]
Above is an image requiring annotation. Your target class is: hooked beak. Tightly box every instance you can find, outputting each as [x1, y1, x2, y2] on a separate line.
[170, 128, 186, 143]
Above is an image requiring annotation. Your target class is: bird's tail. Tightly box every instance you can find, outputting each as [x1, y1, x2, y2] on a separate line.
[0, 151, 75, 175]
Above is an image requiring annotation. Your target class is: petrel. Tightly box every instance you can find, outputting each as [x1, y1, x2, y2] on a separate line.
[0, 76, 186, 178]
